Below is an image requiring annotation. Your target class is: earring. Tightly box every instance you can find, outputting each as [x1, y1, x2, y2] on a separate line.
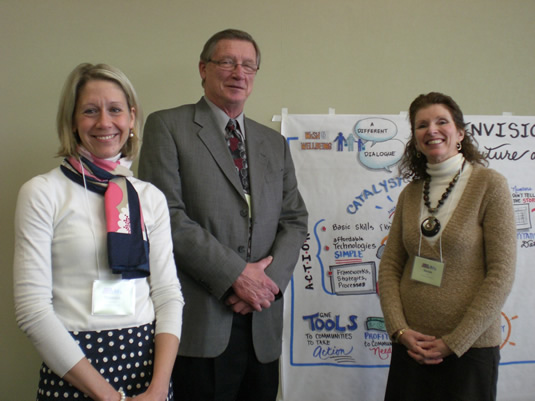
[457, 142, 462, 151]
[416, 151, 421, 158]
[129, 129, 134, 138]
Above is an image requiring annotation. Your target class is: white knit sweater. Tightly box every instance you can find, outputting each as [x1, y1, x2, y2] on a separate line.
[14, 167, 184, 376]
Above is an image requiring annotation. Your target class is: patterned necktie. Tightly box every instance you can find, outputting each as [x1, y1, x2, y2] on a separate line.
[225, 119, 250, 194]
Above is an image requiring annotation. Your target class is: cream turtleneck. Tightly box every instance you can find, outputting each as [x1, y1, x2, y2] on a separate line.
[420, 153, 473, 244]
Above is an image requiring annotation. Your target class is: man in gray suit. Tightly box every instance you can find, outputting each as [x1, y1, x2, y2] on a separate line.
[139, 29, 308, 401]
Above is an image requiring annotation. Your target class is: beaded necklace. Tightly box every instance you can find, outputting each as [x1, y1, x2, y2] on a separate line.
[420, 161, 465, 237]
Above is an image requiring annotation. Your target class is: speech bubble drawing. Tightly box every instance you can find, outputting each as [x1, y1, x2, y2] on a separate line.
[354, 118, 398, 145]
[358, 139, 405, 172]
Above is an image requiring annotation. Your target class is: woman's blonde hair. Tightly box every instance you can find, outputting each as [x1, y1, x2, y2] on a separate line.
[56, 63, 143, 159]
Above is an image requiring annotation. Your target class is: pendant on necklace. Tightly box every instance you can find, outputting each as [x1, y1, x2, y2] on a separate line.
[421, 216, 441, 237]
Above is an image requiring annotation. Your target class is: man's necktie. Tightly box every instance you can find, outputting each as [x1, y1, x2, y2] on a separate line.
[225, 119, 250, 194]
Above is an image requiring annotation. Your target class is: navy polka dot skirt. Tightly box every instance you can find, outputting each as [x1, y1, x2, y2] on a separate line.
[36, 322, 174, 400]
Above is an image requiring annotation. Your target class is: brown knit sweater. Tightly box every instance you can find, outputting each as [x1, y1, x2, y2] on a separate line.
[379, 164, 516, 357]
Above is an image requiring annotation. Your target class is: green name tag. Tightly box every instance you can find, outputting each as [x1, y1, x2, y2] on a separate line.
[411, 256, 444, 287]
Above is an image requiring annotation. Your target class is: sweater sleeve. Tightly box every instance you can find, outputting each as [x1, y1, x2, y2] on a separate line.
[13, 177, 85, 377]
[378, 186, 410, 338]
[442, 171, 516, 356]
[142, 183, 185, 339]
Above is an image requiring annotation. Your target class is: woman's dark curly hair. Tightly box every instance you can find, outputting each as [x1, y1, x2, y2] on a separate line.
[398, 92, 487, 181]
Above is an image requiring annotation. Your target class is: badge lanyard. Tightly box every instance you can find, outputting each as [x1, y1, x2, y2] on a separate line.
[413, 166, 463, 287]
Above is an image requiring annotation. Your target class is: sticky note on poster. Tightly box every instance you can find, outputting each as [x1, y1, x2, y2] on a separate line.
[329, 262, 377, 295]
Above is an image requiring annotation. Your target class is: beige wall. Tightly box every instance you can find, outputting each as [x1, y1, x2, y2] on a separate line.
[2, 0, 534, 398]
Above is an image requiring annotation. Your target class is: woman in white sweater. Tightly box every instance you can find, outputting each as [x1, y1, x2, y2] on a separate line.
[378, 92, 516, 401]
[14, 63, 184, 401]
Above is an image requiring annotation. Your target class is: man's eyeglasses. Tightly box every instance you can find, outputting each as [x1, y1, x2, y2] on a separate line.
[208, 59, 259, 74]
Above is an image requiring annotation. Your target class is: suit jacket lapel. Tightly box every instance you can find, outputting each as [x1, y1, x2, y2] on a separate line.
[194, 99, 246, 199]
[245, 120, 268, 203]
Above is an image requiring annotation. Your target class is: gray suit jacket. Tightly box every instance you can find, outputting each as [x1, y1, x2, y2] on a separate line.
[138, 98, 308, 362]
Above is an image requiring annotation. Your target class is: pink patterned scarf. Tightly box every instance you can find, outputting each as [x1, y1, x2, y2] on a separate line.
[61, 148, 150, 278]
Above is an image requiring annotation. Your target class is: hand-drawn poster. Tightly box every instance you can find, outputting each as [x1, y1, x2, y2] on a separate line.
[280, 113, 535, 401]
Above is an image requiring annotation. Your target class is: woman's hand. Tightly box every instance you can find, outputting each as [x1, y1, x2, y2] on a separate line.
[399, 329, 451, 364]
[62, 358, 126, 401]
[125, 333, 178, 401]
[125, 387, 167, 401]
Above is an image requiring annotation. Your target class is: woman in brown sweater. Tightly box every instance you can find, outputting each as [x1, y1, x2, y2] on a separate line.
[378, 92, 516, 401]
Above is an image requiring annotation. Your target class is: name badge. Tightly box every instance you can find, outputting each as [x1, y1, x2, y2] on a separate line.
[92, 279, 135, 316]
[411, 256, 444, 287]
